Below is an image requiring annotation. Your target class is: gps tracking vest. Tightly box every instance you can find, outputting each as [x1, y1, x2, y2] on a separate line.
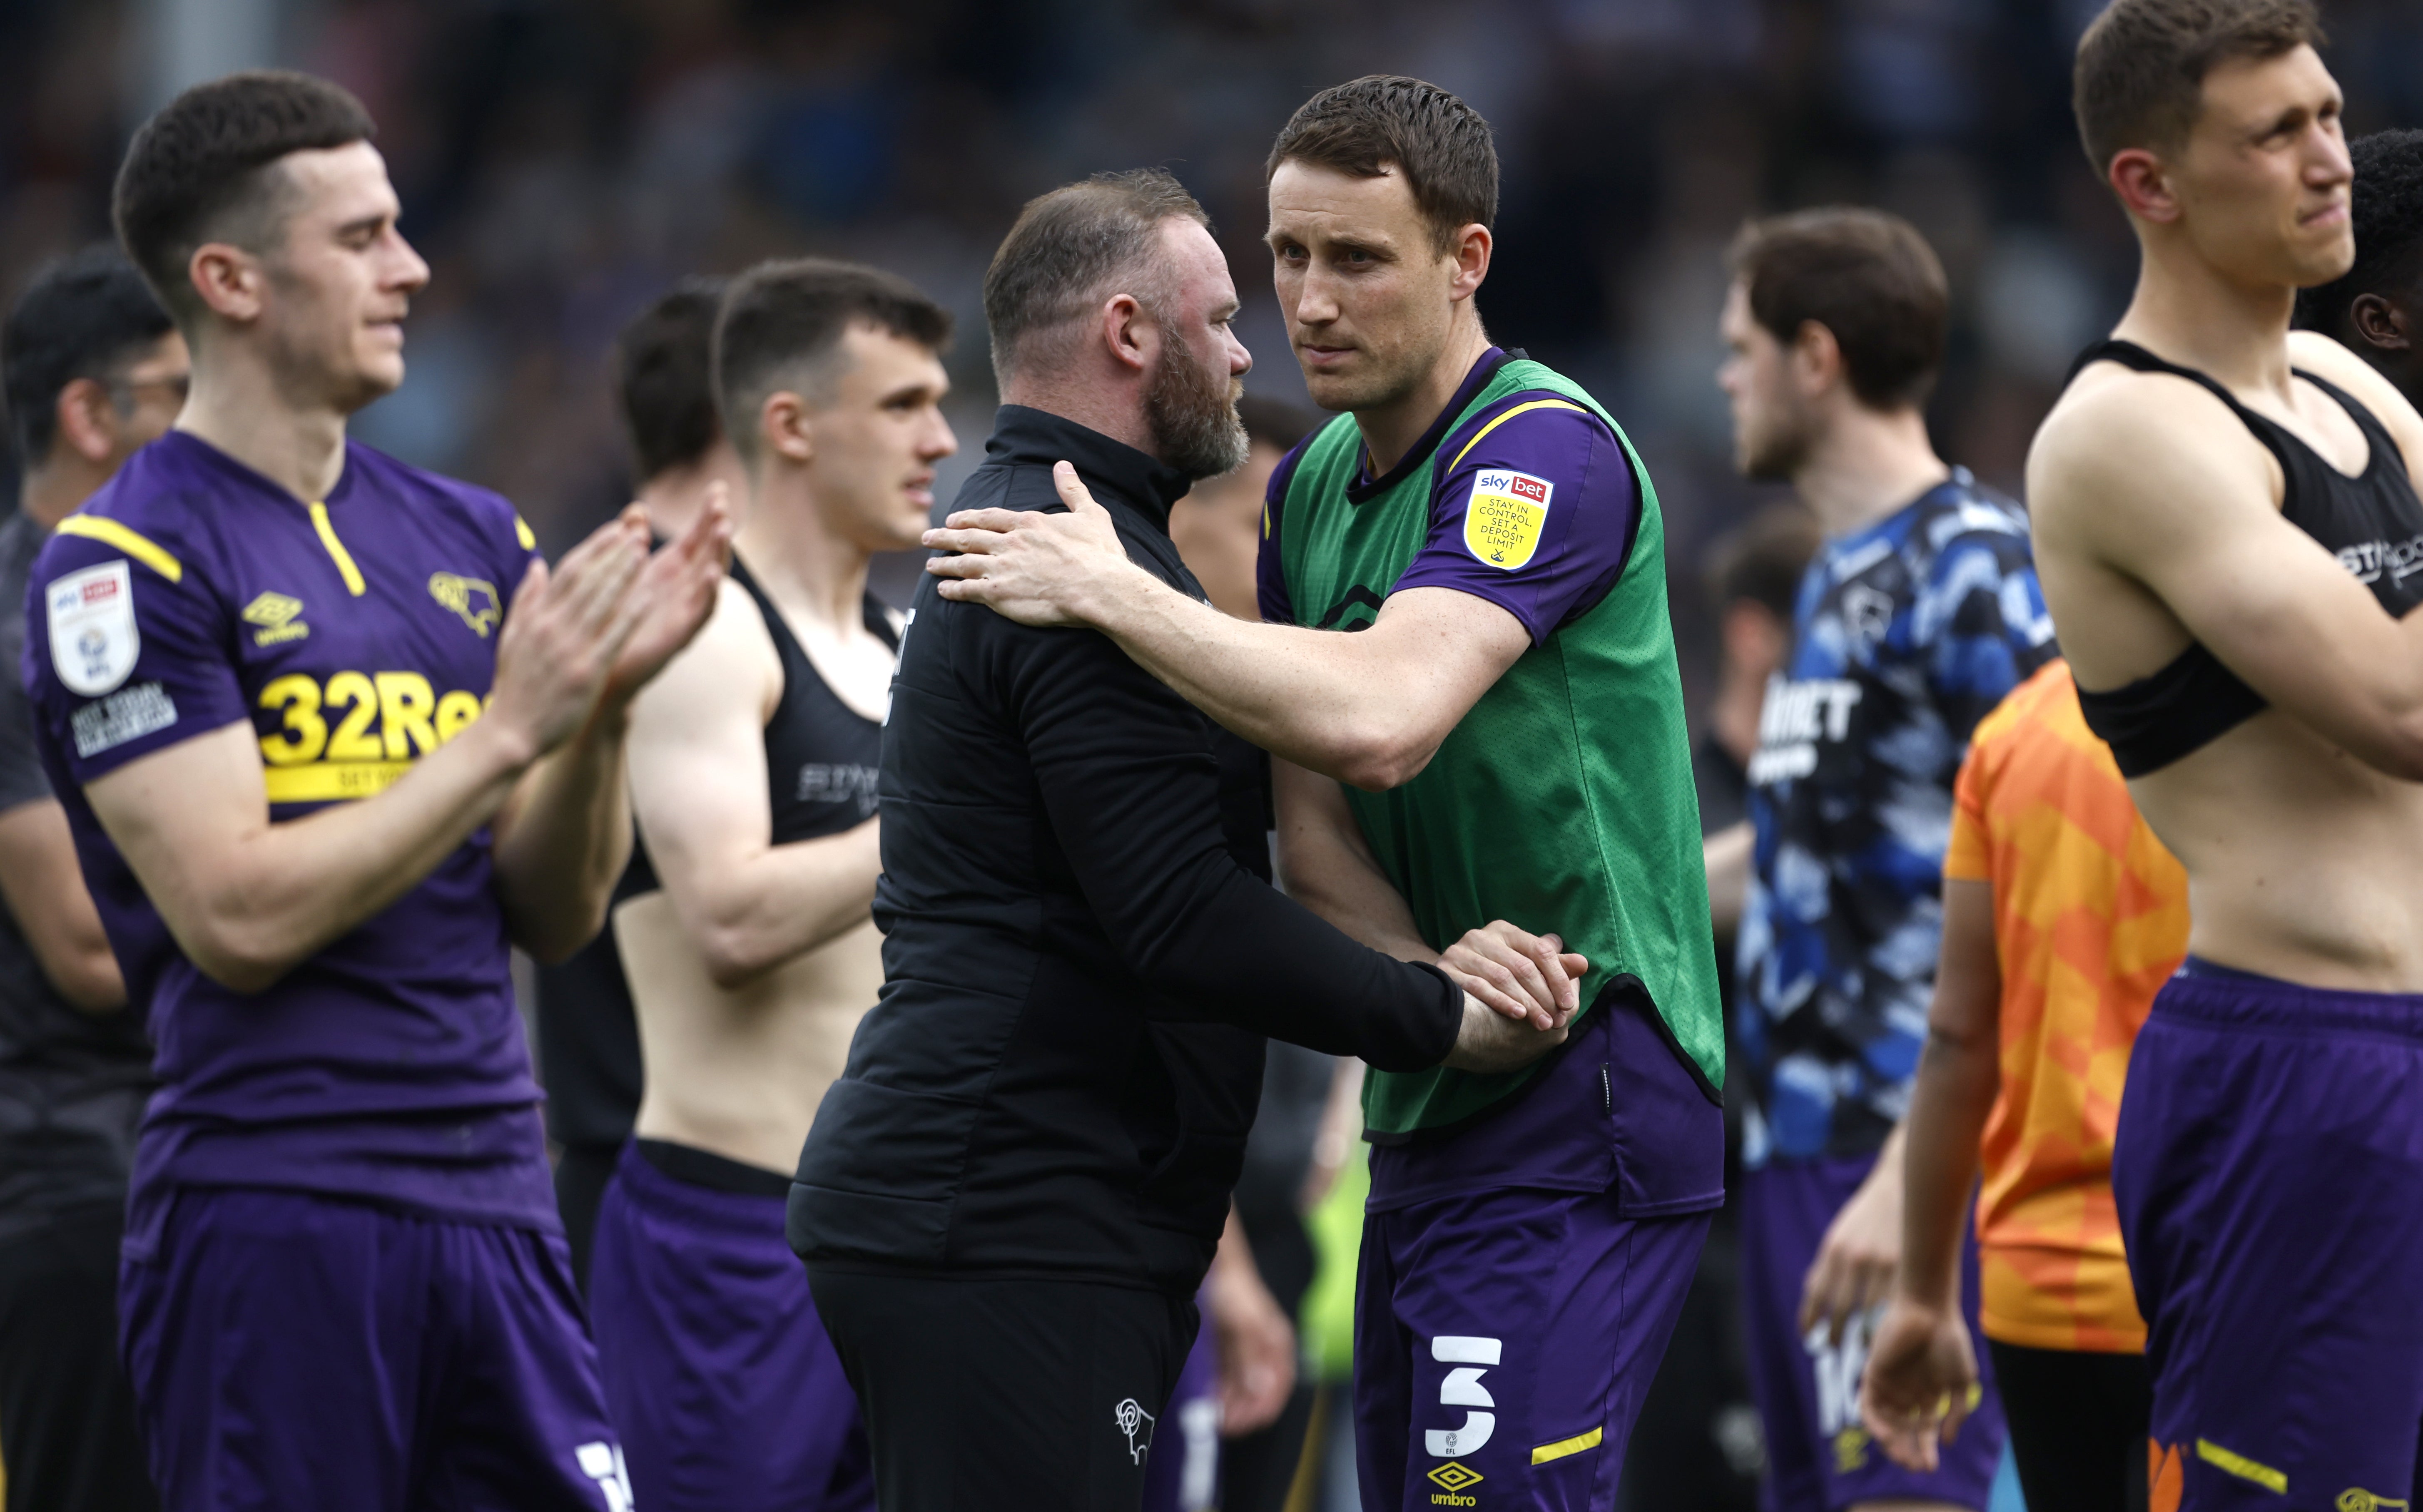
[1268, 357, 1721, 1135]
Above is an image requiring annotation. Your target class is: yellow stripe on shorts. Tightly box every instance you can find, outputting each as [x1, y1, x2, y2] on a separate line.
[1531, 1426, 1603, 1465]
[2196, 1437, 2287, 1495]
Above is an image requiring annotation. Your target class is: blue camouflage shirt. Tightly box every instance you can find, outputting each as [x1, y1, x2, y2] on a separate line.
[1737, 469, 2056, 1166]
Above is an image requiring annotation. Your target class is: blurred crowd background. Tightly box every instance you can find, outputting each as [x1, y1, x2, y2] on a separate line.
[5, 0, 2423, 703]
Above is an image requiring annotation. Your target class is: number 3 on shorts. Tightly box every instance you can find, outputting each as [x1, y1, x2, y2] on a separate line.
[576, 1441, 634, 1512]
[1427, 1335, 1502, 1457]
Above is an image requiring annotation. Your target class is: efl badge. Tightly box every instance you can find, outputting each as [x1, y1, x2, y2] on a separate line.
[46, 561, 139, 696]
[1463, 470, 1552, 570]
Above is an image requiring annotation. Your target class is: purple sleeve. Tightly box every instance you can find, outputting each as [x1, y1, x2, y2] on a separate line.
[1391, 398, 1639, 646]
[1255, 438, 1310, 626]
[481, 489, 545, 611]
[25, 534, 247, 786]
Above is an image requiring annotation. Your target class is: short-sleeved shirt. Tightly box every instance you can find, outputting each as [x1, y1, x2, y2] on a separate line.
[20, 432, 553, 1232]
[0, 508, 153, 1244]
[1946, 659, 2184, 1352]
[1737, 470, 2056, 1166]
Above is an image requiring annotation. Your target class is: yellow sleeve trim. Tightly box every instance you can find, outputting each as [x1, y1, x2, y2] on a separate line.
[53, 515, 183, 582]
[513, 512, 537, 551]
[1447, 399, 1587, 473]
[306, 501, 367, 596]
[1531, 1426, 1603, 1465]
[2196, 1438, 2287, 1495]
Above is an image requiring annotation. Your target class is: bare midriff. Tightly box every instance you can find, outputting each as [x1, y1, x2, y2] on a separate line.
[2122, 713, 2423, 992]
[613, 893, 886, 1176]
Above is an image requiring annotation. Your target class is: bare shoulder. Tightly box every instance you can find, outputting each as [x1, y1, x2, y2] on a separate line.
[634, 577, 777, 721]
[2288, 329, 2423, 461]
[2028, 361, 2277, 541]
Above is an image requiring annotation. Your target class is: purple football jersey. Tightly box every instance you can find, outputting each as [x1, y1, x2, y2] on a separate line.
[19, 431, 555, 1230]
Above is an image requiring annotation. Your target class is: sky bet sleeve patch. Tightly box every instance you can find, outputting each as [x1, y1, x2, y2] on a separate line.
[1462, 470, 1553, 571]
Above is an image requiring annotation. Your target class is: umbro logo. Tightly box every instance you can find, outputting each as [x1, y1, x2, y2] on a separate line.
[241, 591, 309, 646]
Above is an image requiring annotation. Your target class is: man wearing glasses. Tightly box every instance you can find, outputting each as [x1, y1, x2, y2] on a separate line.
[0, 244, 187, 1512]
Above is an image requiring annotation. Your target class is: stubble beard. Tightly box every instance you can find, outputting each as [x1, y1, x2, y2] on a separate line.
[1737, 396, 1814, 484]
[1147, 333, 1250, 480]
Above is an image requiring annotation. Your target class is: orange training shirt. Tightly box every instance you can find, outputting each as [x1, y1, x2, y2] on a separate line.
[1944, 659, 2187, 1353]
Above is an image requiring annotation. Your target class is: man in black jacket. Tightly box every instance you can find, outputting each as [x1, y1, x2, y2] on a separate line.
[789, 169, 1568, 1512]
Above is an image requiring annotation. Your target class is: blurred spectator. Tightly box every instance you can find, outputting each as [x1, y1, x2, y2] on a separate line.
[0, 244, 183, 1512]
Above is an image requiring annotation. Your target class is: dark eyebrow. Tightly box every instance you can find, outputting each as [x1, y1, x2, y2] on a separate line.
[335, 212, 388, 239]
[2259, 103, 2311, 137]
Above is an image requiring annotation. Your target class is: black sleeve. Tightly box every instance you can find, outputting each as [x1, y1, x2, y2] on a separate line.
[0, 609, 54, 815]
[993, 612, 1461, 1073]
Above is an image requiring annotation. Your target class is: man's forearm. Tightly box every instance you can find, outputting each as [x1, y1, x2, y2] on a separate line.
[1895, 1034, 1998, 1306]
[1082, 567, 1394, 780]
[666, 822, 882, 988]
[92, 716, 538, 992]
[493, 711, 635, 963]
[1273, 759, 1434, 962]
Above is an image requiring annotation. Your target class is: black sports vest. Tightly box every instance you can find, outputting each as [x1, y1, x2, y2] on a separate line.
[730, 554, 898, 845]
[628, 557, 896, 897]
[2068, 339, 2423, 776]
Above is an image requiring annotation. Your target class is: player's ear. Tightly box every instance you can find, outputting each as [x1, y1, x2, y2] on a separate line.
[2108, 147, 2180, 226]
[1101, 292, 1151, 375]
[188, 241, 266, 324]
[2350, 292, 2411, 354]
[1789, 318, 1845, 399]
[50, 377, 119, 465]
[761, 390, 815, 465]
[1447, 223, 1491, 303]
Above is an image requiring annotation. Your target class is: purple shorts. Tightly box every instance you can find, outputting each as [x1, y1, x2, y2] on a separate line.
[1140, 1285, 1221, 1512]
[2114, 960, 2423, 1507]
[1354, 1184, 1711, 1510]
[117, 1186, 627, 1512]
[1738, 1154, 2005, 1511]
[589, 1141, 872, 1512]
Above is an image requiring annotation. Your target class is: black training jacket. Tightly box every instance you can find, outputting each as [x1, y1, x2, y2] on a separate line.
[789, 406, 1462, 1296]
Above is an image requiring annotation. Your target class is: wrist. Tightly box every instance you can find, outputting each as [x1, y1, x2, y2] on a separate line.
[463, 701, 543, 776]
[577, 695, 634, 748]
[1891, 1269, 1960, 1311]
[1081, 557, 1157, 632]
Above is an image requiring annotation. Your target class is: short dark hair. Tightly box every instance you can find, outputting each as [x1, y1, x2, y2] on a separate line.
[1727, 208, 1950, 411]
[1237, 393, 1318, 453]
[982, 169, 1210, 384]
[713, 258, 952, 465]
[2072, 0, 2322, 176]
[3, 245, 175, 466]
[2297, 130, 2423, 336]
[112, 70, 376, 323]
[1704, 503, 1823, 626]
[615, 278, 727, 483]
[1267, 76, 1497, 256]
